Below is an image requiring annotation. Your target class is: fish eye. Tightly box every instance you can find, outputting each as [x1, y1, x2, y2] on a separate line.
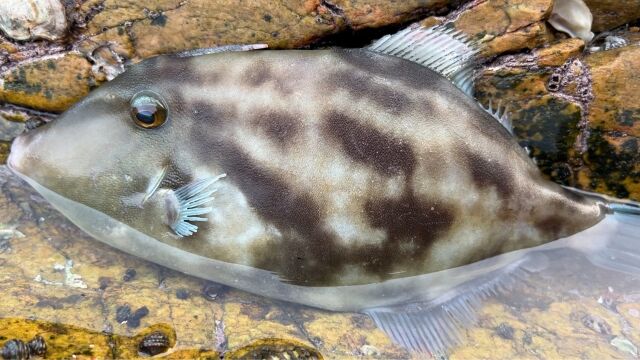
[130, 91, 168, 129]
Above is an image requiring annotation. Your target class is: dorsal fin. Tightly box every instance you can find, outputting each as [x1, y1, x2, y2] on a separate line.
[367, 23, 480, 96]
[481, 98, 514, 135]
[173, 44, 268, 58]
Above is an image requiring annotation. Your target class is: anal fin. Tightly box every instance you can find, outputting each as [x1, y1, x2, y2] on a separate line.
[364, 253, 547, 356]
[480, 98, 514, 134]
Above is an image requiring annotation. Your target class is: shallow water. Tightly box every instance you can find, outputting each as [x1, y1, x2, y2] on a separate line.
[1, 165, 639, 359]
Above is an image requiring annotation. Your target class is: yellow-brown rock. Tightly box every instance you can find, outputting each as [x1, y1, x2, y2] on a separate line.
[0, 53, 96, 112]
[584, 0, 640, 32]
[535, 37, 585, 66]
[443, 0, 556, 58]
[476, 32, 640, 200]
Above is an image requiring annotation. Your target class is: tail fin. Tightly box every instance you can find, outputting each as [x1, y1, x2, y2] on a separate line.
[576, 202, 640, 275]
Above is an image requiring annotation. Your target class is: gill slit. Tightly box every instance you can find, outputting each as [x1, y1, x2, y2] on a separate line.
[142, 166, 168, 204]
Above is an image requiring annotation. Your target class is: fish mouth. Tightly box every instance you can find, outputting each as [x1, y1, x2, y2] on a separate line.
[6, 134, 30, 179]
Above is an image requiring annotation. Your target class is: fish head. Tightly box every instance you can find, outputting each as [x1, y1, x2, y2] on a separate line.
[7, 55, 204, 238]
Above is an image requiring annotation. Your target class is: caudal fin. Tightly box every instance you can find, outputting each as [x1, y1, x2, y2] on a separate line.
[576, 203, 640, 275]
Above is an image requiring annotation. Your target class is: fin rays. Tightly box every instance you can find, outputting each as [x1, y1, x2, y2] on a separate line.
[170, 173, 226, 237]
[481, 99, 514, 134]
[367, 24, 480, 96]
[364, 264, 532, 356]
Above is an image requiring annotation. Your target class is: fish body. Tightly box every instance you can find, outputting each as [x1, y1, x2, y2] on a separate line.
[6, 26, 638, 354]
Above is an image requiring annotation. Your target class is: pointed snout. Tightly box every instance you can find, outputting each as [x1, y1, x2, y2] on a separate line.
[6, 130, 40, 177]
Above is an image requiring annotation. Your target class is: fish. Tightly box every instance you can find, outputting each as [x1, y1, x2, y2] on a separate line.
[6, 24, 640, 355]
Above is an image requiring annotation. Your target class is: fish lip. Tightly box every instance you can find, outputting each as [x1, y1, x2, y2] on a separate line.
[6, 136, 26, 179]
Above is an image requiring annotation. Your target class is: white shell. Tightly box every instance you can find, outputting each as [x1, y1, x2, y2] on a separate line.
[0, 0, 67, 41]
[548, 0, 594, 42]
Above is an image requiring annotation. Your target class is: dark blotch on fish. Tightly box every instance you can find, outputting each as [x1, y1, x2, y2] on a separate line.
[243, 60, 272, 87]
[138, 331, 170, 356]
[364, 192, 454, 272]
[534, 215, 567, 239]
[251, 110, 300, 148]
[190, 101, 237, 128]
[324, 111, 416, 176]
[335, 49, 433, 90]
[201, 141, 335, 284]
[461, 149, 514, 199]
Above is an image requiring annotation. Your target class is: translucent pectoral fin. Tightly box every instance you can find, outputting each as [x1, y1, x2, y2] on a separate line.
[166, 174, 226, 237]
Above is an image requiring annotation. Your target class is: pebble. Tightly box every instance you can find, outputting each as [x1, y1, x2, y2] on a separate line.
[122, 268, 136, 282]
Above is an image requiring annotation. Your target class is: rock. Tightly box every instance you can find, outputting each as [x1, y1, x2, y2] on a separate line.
[584, 0, 640, 32]
[0, 53, 96, 112]
[475, 31, 640, 200]
[422, 0, 556, 58]
[0, 0, 67, 41]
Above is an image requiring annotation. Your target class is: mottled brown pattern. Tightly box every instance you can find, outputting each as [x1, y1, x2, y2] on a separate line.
[251, 110, 301, 148]
[363, 192, 455, 271]
[239, 57, 294, 95]
[186, 129, 459, 285]
[189, 101, 237, 127]
[460, 148, 514, 199]
[329, 70, 410, 114]
[243, 60, 272, 87]
[323, 111, 416, 176]
[334, 49, 435, 90]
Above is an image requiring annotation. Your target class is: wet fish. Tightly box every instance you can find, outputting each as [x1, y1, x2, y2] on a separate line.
[6, 24, 640, 355]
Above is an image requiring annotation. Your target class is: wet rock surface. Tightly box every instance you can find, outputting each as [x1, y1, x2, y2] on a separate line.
[584, 0, 640, 32]
[476, 30, 640, 200]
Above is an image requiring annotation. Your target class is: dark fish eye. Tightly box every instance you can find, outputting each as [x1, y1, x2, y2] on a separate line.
[130, 91, 168, 129]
